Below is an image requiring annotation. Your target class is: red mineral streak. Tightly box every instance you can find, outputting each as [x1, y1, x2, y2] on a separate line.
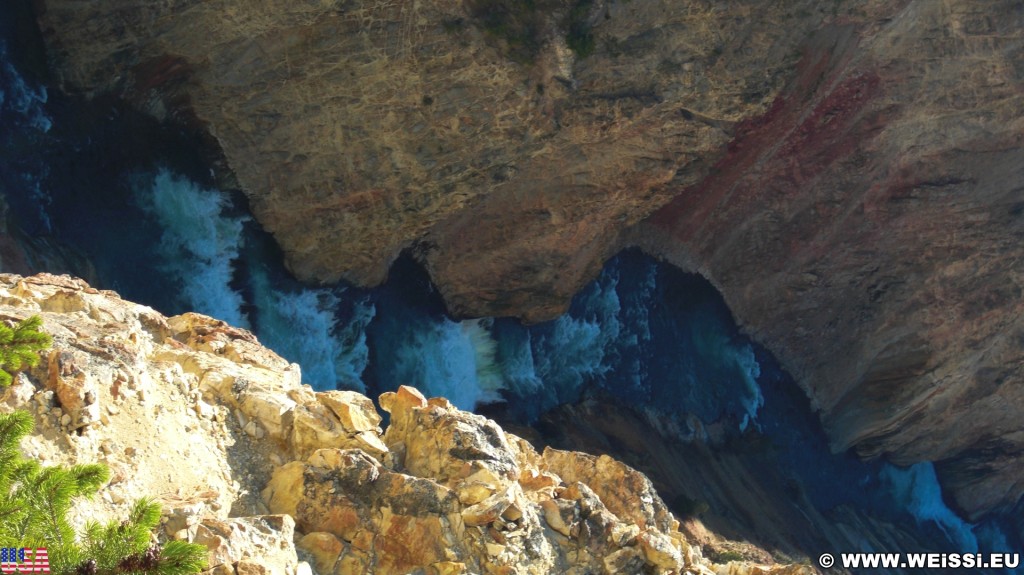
[649, 43, 884, 263]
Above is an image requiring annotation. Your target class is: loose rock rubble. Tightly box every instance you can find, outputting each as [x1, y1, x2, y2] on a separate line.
[0, 274, 813, 575]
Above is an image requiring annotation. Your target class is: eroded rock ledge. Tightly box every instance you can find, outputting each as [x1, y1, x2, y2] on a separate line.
[0, 273, 809, 575]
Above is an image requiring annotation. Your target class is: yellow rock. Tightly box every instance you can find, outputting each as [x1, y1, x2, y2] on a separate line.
[379, 385, 427, 414]
[484, 543, 505, 557]
[638, 530, 685, 571]
[291, 402, 345, 459]
[603, 547, 646, 575]
[297, 532, 343, 574]
[461, 487, 512, 526]
[457, 482, 494, 506]
[235, 560, 271, 575]
[429, 561, 468, 575]
[319, 390, 382, 432]
[336, 552, 369, 575]
[540, 499, 573, 538]
[353, 430, 389, 458]
[262, 461, 305, 516]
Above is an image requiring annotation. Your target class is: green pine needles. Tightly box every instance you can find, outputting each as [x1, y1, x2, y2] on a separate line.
[0, 316, 208, 574]
[0, 412, 208, 575]
[0, 316, 52, 387]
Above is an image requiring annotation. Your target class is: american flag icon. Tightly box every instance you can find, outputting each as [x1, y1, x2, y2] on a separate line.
[0, 548, 49, 573]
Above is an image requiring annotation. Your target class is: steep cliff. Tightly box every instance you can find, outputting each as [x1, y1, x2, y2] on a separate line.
[33, 0, 820, 319]
[31, 0, 1024, 521]
[630, 0, 1024, 520]
[512, 397, 980, 568]
[0, 273, 811, 574]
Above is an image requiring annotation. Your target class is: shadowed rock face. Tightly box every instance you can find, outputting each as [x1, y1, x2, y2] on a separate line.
[32, 0, 1024, 519]
[631, 1, 1024, 520]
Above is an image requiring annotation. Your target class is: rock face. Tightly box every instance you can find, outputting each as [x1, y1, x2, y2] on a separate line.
[0, 195, 95, 283]
[0, 273, 810, 575]
[630, 1, 1024, 520]
[519, 397, 976, 565]
[34, 0, 818, 319]
[32, 0, 1024, 519]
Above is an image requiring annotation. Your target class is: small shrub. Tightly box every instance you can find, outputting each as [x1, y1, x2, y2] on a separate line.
[564, 0, 596, 58]
[0, 316, 52, 387]
[0, 411, 208, 574]
[713, 550, 746, 563]
[0, 316, 207, 573]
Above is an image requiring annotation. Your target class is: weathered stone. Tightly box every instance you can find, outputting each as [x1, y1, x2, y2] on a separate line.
[429, 562, 468, 575]
[461, 487, 513, 527]
[194, 515, 297, 573]
[163, 501, 205, 539]
[602, 547, 646, 575]
[351, 431, 389, 459]
[234, 560, 271, 575]
[457, 482, 494, 506]
[544, 449, 676, 533]
[290, 403, 346, 460]
[609, 523, 640, 547]
[378, 385, 427, 417]
[318, 390, 382, 433]
[627, 1, 1024, 519]
[262, 462, 306, 517]
[33, 0, 786, 321]
[296, 532, 342, 575]
[2, 377, 35, 408]
[637, 530, 684, 572]
[237, 391, 295, 442]
[519, 469, 560, 496]
[540, 499, 574, 538]
[46, 349, 99, 428]
[383, 390, 519, 485]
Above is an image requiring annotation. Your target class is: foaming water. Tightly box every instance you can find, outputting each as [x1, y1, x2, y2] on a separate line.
[373, 316, 503, 409]
[0, 41, 50, 133]
[490, 254, 766, 427]
[0, 40, 52, 233]
[361, 264, 500, 409]
[131, 168, 378, 392]
[881, 462, 979, 553]
[249, 265, 375, 392]
[133, 169, 249, 328]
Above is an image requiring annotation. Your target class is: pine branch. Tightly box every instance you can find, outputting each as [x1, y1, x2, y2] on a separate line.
[0, 315, 51, 387]
[153, 541, 208, 575]
[35, 467, 78, 553]
[0, 317, 206, 574]
[69, 464, 111, 498]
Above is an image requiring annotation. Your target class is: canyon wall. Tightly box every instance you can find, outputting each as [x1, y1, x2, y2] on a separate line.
[33, 0, 821, 319]
[31, 0, 1024, 521]
[630, 0, 1024, 521]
